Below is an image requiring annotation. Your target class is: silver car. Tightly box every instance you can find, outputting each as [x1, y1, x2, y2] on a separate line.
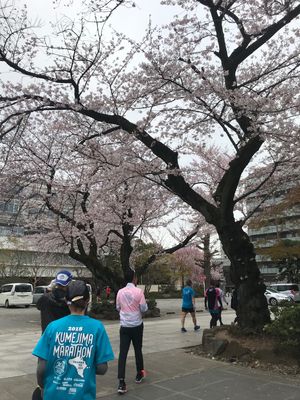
[265, 288, 292, 306]
[268, 283, 299, 303]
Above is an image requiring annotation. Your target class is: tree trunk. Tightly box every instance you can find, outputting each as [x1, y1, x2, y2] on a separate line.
[217, 221, 270, 330]
[120, 235, 133, 275]
[119, 218, 134, 282]
[69, 247, 123, 295]
[202, 234, 211, 288]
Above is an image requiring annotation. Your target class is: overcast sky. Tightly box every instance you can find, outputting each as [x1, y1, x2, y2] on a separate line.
[19, 0, 180, 38]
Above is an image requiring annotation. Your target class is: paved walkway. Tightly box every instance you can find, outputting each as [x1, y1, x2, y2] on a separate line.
[1, 304, 299, 399]
[2, 348, 300, 400]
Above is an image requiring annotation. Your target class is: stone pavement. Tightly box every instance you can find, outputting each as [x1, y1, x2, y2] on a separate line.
[1, 348, 300, 400]
[0, 314, 210, 379]
[97, 349, 300, 400]
[1, 307, 300, 399]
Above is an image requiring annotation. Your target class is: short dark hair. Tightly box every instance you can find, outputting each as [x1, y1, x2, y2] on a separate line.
[124, 268, 135, 283]
[186, 279, 192, 286]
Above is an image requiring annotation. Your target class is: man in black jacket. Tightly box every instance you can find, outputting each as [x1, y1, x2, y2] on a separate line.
[36, 270, 73, 332]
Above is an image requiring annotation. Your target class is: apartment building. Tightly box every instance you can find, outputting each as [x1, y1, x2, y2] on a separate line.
[246, 168, 300, 283]
[0, 193, 91, 284]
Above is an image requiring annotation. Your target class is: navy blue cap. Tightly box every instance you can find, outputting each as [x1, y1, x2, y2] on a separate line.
[55, 270, 73, 286]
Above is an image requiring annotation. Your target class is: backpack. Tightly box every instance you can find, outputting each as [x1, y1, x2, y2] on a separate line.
[206, 287, 217, 309]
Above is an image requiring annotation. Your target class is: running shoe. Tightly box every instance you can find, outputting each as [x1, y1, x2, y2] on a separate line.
[117, 380, 127, 394]
[194, 325, 200, 331]
[135, 369, 146, 383]
[181, 327, 187, 332]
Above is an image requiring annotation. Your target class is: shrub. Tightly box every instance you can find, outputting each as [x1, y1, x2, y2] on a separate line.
[90, 298, 160, 319]
[264, 303, 300, 356]
[90, 300, 119, 320]
[146, 298, 157, 310]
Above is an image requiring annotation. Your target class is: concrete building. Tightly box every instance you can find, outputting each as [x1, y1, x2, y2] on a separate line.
[0, 194, 91, 285]
[246, 168, 300, 283]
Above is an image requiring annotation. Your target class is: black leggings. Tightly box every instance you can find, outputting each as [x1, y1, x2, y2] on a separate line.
[118, 323, 144, 379]
[209, 311, 219, 328]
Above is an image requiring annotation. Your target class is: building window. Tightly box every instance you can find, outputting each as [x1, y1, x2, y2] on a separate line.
[0, 199, 20, 214]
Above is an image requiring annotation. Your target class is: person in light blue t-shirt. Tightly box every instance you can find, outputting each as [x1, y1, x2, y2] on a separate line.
[181, 279, 200, 333]
[32, 280, 114, 400]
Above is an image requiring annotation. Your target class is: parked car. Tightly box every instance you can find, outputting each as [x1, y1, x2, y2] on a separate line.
[265, 288, 292, 306]
[32, 286, 48, 305]
[268, 283, 300, 302]
[0, 283, 33, 308]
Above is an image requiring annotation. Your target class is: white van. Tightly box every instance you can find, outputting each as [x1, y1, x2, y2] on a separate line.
[0, 283, 33, 308]
[268, 283, 300, 303]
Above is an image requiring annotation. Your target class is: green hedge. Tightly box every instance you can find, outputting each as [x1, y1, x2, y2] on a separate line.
[264, 303, 300, 357]
[90, 298, 160, 320]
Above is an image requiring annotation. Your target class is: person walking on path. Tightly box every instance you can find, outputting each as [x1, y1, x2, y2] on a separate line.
[181, 279, 200, 333]
[36, 270, 73, 333]
[116, 268, 148, 395]
[215, 282, 228, 326]
[205, 281, 223, 328]
[32, 280, 114, 400]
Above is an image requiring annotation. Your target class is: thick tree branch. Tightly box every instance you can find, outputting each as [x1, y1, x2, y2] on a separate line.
[234, 162, 279, 204]
[213, 136, 264, 215]
[0, 49, 74, 85]
[137, 224, 200, 277]
[229, 4, 300, 68]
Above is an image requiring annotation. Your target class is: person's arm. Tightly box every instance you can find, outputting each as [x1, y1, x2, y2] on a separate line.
[116, 291, 121, 312]
[204, 295, 208, 309]
[95, 324, 114, 371]
[36, 357, 47, 388]
[139, 291, 148, 313]
[192, 289, 196, 310]
[218, 292, 223, 308]
[96, 362, 108, 375]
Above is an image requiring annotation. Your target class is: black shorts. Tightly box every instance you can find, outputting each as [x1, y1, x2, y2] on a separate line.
[182, 307, 194, 313]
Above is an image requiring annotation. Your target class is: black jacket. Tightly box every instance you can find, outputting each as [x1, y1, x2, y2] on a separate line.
[36, 292, 70, 332]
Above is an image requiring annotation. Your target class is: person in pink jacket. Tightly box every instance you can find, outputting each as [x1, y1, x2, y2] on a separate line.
[116, 268, 148, 394]
[205, 281, 223, 328]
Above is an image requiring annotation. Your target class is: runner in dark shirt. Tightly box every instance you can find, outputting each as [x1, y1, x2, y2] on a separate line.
[36, 270, 72, 332]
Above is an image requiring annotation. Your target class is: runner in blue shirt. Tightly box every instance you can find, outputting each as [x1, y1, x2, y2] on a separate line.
[32, 280, 114, 400]
[181, 279, 200, 332]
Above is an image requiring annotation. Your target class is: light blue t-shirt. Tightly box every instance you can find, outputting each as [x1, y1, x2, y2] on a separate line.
[182, 286, 195, 309]
[32, 314, 114, 400]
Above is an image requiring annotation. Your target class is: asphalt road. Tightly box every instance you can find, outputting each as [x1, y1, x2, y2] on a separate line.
[0, 305, 41, 333]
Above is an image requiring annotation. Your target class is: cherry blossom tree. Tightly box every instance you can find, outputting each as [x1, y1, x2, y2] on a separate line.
[173, 246, 205, 288]
[0, 0, 300, 328]
[2, 118, 199, 291]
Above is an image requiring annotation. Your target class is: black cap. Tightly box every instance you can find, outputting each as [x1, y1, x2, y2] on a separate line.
[66, 280, 89, 304]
